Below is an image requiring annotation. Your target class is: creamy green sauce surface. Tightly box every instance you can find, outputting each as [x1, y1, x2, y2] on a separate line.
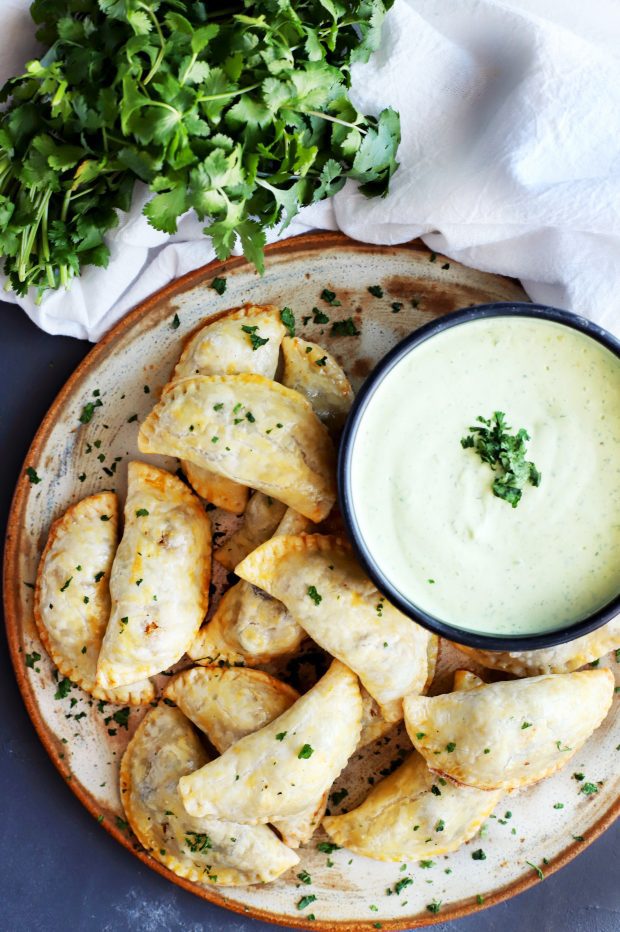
[351, 317, 620, 635]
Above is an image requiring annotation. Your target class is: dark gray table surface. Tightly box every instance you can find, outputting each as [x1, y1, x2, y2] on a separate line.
[1, 302, 618, 932]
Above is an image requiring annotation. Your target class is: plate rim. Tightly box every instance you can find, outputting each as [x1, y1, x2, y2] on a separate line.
[3, 230, 618, 930]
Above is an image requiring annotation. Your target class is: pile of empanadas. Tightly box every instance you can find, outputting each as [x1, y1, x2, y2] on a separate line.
[33, 303, 618, 890]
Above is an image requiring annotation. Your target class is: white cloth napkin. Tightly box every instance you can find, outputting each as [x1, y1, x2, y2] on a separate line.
[2, 0, 620, 341]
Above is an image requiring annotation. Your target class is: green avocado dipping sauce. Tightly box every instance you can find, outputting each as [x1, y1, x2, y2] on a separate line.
[350, 316, 620, 636]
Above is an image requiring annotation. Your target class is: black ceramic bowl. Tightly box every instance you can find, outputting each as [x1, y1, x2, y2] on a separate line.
[338, 302, 620, 650]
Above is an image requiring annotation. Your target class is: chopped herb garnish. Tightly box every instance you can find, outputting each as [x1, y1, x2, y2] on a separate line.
[25, 466, 41, 484]
[54, 677, 73, 700]
[297, 894, 317, 910]
[94, 571, 105, 583]
[416, 732, 426, 740]
[298, 743, 314, 759]
[315, 355, 327, 367]
[368, 284, 383, 298]
[476, 894, 484, 905]
[426, 900, 442, 914]
[241, 324, 269, 351]
[25, 651, 41, 669]
[280, 307, 295, 336]
[317, 842, 340, 854]
[471, 849, 486, 860]
[394, 876, 413, 895]
[331, 317, 360, 337]
[119, 616, 129, 632]
[521, 721, 533, 730]
[100, 515, 110, 522]
[435, 819, 445, 832]
[171, 313, 180, 330]
[275, 732, 287, 741]
[581, 782, 599, 795]
[213, 403, 224, 411]
[553, 802, 564, 809]
[431, 784, 441, 796]
[60, 577, 73, 592]
[320, 288, 341, 306]
[211, 277, 227, 295]
[572, 834, 584, 842]
[461, 411, 541, 508]
[297, 870, 312, 885]
[135, 508, 149, 517]
[307, 585, 322, 605]
[526, 860, 544, 880]
[446, 742, 456, 753]
[312, 307, 329, 324]
[185, 831, 212, 852]
[79, 398, 102, 424]
[419, 860, 435, 869]
[556, 741, 572, 752]
[573, 772, 585, 781]
[391, 302, 403, 313]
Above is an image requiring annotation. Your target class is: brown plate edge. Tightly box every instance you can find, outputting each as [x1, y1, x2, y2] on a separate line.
[3, 230, 618, 930]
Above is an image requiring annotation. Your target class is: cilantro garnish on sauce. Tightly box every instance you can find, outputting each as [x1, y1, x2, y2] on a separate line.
[461, 411, 541, 508]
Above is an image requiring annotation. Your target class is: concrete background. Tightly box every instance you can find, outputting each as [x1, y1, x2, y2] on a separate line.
[1, 303, 618, 932]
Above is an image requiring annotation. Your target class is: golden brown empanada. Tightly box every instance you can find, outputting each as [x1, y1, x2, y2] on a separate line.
[178, 660, 362, 823]
[34, 493, 154, 704]
[215, 492, 287, 571]
[452, 618, 620, 677]
[174, 305, 285, 514]
[404, 669, 615, 791]
[163, 666, 300, 752]
[236, 534, 434, 721]
[281, 336, 354, 432]
[96, 463, 211, 689]
[164, 666, 326, 848]
[138, 374, 336, 522]
[322, 752, 501, 862]
[120, 704, 299, 886]
[322, 665, 499, 861]
[174, 304, 285, 381]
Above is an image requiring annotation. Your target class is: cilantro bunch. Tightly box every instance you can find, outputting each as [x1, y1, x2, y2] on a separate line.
[0, 0, 400, 300]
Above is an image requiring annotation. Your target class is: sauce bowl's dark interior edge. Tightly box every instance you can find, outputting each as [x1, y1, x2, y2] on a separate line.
[337, 302, 620, 651]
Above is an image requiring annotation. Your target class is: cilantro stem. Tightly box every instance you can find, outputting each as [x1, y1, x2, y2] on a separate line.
[138, 3, 166, 86]
[197, 82, 261, 103]
[296, 109, 368, 134]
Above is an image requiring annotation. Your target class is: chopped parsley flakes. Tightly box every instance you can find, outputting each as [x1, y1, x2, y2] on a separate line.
[210, 277, 227, 295]
[298, 744, 314, 759]
[307, 585, 322, 605]
[280, 307, 295, 336]
[241, 324, 269, 351]
[25, 466, 41, 484]
[297, 894, 317, 910]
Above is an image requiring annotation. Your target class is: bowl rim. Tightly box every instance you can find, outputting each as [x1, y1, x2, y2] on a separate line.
[338, 301, 620, 651]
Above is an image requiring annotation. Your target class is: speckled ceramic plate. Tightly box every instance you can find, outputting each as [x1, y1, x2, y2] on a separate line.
[4, 233, 619, 930]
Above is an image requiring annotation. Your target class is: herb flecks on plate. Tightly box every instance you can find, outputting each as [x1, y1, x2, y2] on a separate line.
[0, 1, 400, 300]
[461, 411, 541, 508]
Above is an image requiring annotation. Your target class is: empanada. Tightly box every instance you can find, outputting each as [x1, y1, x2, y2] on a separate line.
[178, 660, 362, 823]
[404, 669, 615, 791]
[163, 666, 300, 752]
[215, 492, 287, 571]
[187, 583, 249, 667]
[96, 463, 212, 689]
[323, 666, 499, 861]
[322, 752, 501, 863]
[453, 618, 620, 677]
[236, 534, 434, 721]
[182, 461, 249, 515]
[164, 666, 327, 847]
[281, 336, 353, 433]
[173, 304, 285, 381]
[138, 374, 336, 522]
[174, 305, 285, 514]
[120, 704, 299, 886]
[34, 493, 154, 705]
